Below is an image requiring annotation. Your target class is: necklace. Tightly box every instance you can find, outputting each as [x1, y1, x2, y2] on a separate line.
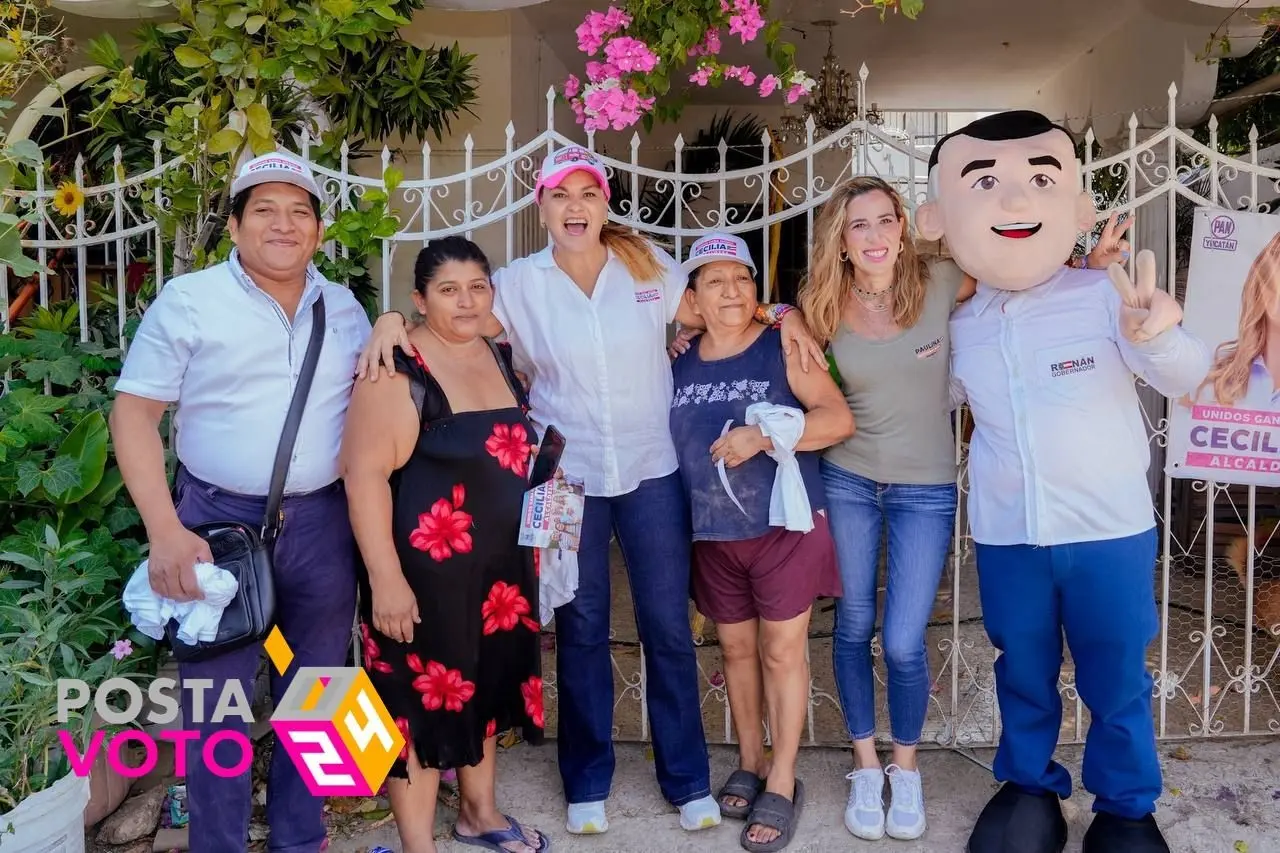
[851, 281, 893, 313]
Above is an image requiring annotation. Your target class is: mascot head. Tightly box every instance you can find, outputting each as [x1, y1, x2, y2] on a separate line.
[916, 110, 1097, 292]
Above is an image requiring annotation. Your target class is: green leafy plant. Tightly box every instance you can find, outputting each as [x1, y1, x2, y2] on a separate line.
[1, 1, 77, 278]
[1197, 3, 1278, 62]
[0, 525, 150, 809]
[0, 307, 156, 809]
[83, 0, 477, 275]
[315, 166, 405, 318]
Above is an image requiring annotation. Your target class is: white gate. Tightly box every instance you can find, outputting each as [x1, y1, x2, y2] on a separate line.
[5, 78, 1280, 750]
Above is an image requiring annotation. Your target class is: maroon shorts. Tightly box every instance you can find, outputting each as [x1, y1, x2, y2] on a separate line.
[691, 511, 842, 624]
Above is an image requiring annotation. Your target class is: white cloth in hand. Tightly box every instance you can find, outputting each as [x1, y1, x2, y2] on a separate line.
[538, 548, 578, 626]
[122, 560, 240, 645]
[744, 402, 813, 533]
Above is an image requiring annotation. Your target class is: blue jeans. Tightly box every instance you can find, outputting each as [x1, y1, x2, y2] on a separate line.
[554, 472, 711, 806]
[174, 470, 357, 853]
[822, 461, 957, 746]
[975, 528, 1161, 819]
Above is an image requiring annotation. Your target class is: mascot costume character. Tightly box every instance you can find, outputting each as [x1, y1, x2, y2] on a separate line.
[915, 110, 1210, 853]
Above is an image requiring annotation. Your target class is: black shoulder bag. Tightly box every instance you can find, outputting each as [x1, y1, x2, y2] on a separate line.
[166, 295, 327, 663]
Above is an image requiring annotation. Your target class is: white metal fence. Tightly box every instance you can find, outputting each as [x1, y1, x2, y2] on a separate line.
[5, 79, 1280, 750]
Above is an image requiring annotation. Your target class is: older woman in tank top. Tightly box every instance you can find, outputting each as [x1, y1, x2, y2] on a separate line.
[795, 177, 1128, 842]
[669, 233, 852, 852]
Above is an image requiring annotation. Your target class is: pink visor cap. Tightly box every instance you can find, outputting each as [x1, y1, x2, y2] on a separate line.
[535, 146, 611, 200]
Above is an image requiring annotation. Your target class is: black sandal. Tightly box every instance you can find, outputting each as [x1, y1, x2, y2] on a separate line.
[717, 769, 765, 820]
[740, 779, 804, 852]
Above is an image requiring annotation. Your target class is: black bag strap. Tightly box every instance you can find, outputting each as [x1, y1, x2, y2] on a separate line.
[262, 294, 327, 545]
[484, 337, 527, 409]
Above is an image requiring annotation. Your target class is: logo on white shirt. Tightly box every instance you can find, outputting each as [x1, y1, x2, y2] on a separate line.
[635, 287, 662, 304]
[1049, 356, 1096, 378]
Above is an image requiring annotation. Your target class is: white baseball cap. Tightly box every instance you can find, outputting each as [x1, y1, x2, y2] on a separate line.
[681, 232, 757, 275]
[230, 150, 328, 207]
[535, 145, 611, 200]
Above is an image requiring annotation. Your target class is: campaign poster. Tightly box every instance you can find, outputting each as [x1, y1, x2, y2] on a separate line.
[1165, 208, 1280, 486]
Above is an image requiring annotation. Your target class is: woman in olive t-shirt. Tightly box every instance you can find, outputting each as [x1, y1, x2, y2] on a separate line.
[792, 178, 1127, 843]
[797, 176, 966, 843]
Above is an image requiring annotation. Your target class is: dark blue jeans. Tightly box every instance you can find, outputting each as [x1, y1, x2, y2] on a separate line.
[554, 472, 711, 807]
[975, 527, 1161, 819]
[822, 461, 957, 746]
[174, 469, 358, 853]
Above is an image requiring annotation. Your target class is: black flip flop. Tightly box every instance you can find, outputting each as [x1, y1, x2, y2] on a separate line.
[717, 769, 765, 820]
[740, 778, 804, 852]
[453, 814, 551, 852]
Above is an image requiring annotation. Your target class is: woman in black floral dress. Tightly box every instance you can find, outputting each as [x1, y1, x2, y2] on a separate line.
[340, 237, 547, 853]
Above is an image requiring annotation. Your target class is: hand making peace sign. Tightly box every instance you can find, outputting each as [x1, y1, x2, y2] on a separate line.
[1108, 249, 1183, 344]
[1090, 210, 1133, 269]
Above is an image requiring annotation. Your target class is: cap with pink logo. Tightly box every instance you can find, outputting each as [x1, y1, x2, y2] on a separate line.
[230, 150, 328, 207]
[681, 232, 757, 275]
[535, 145, 611, 200]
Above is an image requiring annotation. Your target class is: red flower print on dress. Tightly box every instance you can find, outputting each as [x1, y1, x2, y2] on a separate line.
[359, 623, 394, 674]
[485, 719, 497, 738]
[485, 423, 532, 478]
[481, 582, 539, 634]
[522, 676, 545, 729]
[407, 655, 476, 712]
[394, 717, 411, 760]
[408, 484, 474, 561]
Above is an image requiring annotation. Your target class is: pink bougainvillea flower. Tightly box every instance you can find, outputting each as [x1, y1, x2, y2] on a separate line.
[563, 73, 581, 98]
[759, 74, 781, 98]
[701, 28, 723, 56]
[585, 60, 621, 83]
[728, 0, 765, 42]
[582, 82, 654, 131]
[576, 6, 632, 55]
[689, 65, 714, 87]
[724, 65, 756, 87]
[604, 36, 658, 74]
[785, 83, 806, 104]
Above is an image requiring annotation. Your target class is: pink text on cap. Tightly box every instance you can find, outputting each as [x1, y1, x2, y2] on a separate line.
[247, 157, 304, 174]
[552, 147, 599, 166]
[695, 238, 740, 257]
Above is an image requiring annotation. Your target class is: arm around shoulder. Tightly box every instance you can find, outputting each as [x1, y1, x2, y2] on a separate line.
[784, 345, 855, 451]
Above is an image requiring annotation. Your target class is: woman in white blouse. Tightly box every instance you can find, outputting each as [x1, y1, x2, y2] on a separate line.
[358, 145, 823, 837]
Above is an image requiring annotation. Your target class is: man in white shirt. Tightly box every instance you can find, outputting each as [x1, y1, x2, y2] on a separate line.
[916, 111, 1210, 853]
[110, 152, 372, 853]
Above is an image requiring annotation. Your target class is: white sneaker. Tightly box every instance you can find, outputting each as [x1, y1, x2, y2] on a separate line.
[885, 763, 927, 840]
[844, 768, 886, 840]
[678, 794, 722, 831]
[566, 800, 608, 834]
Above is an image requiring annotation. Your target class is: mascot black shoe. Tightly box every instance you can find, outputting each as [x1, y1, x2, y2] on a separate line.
[967, 783, 1067, 853]
[917, 110, 1207, 853]
[1083, 812, 1171, 853]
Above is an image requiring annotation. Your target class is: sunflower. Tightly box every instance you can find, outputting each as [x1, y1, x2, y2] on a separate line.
[52, 181, 84, 217]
